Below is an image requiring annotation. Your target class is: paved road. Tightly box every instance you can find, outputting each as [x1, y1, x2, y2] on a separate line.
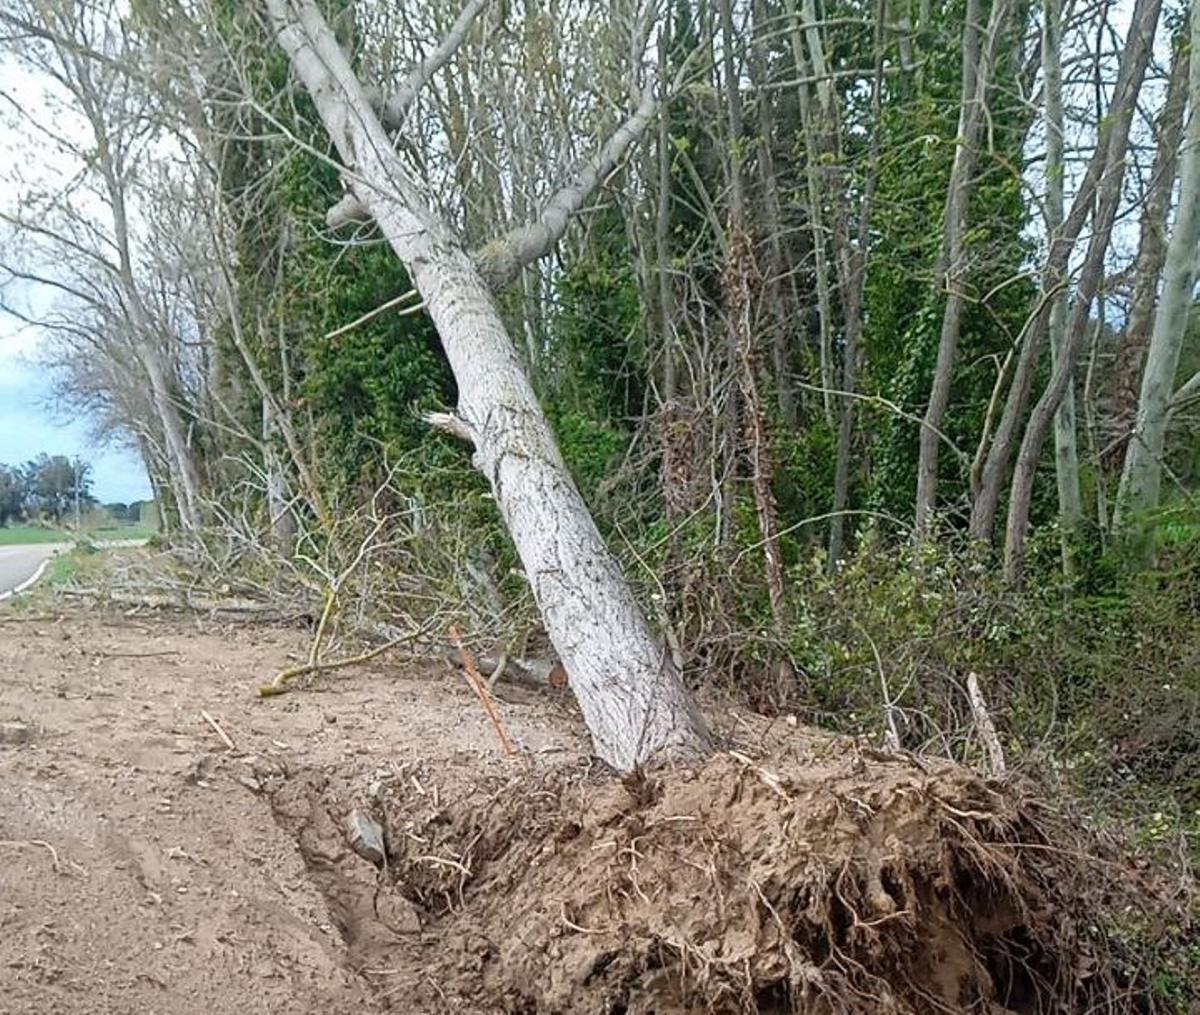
[0, 543, 66, 600]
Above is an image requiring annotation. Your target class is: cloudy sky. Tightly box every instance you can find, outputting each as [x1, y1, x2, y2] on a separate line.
[0, 317, 152, 504]
[0, 38, 151, 506]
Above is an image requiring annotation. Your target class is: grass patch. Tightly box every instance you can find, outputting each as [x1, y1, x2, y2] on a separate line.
[48, 548, 91, 585]
[0, 525, 70, 545]
[0, 524, 156, 546]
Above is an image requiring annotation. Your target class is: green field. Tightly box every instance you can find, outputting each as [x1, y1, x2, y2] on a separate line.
[0, 524, 157, 546]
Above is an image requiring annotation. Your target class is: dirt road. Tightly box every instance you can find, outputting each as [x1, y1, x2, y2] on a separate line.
[0, 608, 583, 1014]
[1, 604, 1175, 1013]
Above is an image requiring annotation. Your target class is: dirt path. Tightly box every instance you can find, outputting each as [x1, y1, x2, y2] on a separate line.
[0, 608, 586, 1014]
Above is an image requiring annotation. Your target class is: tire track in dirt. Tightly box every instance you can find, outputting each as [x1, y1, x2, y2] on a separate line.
[0, 609, 582, 1014]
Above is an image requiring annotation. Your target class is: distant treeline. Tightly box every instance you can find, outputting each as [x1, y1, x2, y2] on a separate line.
[0, 453, 152, 528]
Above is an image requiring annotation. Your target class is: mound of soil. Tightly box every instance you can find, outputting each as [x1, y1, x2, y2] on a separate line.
[283, 747, 1173, 1014]
[1, 607, 1185, 1013]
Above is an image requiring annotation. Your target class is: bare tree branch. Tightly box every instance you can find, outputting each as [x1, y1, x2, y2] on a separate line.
[380, 0, 493, 130]
[472, 85, 658, 290]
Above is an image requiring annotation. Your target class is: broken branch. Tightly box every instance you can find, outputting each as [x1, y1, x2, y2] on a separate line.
[200, 709, 237, 751]
[473, 86, 658, 291]
[966, 672, 1006, 778]
[449, 625, 518, 757]
[424, 411, 477, 446]
[259, 630, 422, 697]
[381, 0, 494, 130]
[326, 191, 369, 228]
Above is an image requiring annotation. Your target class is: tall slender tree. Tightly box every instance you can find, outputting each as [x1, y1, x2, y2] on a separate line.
[1114, 2, 1200, 543]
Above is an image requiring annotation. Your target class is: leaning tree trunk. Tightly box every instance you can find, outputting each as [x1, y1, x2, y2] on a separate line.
[970, 0, 1162, 546]
[265, 0, 711, 771]
[1043, 0, 1083, 568]
[137, 337, 203, 535]
[88, 95, 204, 533]
[1002, 0, 1162, 581]
[1114, 1, 1200, 541]
[913, 0, 1011, 539]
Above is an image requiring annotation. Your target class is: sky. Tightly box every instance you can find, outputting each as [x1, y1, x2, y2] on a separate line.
[0, 43, 151, 506]
[0, 317, 152, 504]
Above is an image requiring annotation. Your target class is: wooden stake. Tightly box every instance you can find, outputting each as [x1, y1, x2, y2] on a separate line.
[966, 672, 1006, 778]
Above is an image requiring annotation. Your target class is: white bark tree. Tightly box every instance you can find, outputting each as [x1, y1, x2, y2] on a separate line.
[1042, 0, 1083, 567]
[1114, 3, 1200, 539]
[0, 1, 205, 535]
[262, 0, 711, 771]
[1001, 0, 1163, 580]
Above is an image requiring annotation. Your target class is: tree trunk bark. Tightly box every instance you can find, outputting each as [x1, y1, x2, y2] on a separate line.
[913, 0, 1011, 538]
[727, 231, 786, 627]
[655, 16, 683, 521]
[826, 224, 861, 571]
[1002, 0, 1162, 580]
[263, 399, 296, 554]
[1083, 304, 1110, 538]
[1114, 2, 1200, 540]
[265, 0, 711, 771]
[140, 344, 203, 534]
[1042, 0, 1083, 570]
[77, 60, 204, 535]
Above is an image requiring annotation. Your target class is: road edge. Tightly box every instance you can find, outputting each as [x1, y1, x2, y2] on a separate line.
[0, 556, 53, 603]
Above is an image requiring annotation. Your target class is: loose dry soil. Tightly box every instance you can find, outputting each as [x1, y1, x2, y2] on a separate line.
[0, 606, 1181, 1014]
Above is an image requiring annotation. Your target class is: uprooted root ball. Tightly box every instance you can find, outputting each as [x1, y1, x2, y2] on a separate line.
[369, 751, 1182, 1014]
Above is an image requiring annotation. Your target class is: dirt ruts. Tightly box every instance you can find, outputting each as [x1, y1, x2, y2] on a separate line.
[0, 607, 1186, 1013]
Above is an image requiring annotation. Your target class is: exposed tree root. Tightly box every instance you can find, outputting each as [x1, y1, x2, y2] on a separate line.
[346, 750, 1191, 1013]
[259, 630, 422, 697]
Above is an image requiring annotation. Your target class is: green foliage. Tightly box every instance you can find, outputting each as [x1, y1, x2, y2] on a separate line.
[0, 455, 95, 526]
[859, 0, 1037, 524]
[212, 0, 455, 509]
[774, 421, 837, 541]
[547, 234, 646, 422]
[292, 239, 451, 485]
[49, 548, 86, 584]
[540, 210, 647, 510]
[779, 534, 1200, 867]
[548, 408, 629, 506]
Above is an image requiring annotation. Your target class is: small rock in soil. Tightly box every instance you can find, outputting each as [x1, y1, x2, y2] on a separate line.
[347, 809, 386, 867]
[375, 890, 421, 934]
[0, 720, 34, 745]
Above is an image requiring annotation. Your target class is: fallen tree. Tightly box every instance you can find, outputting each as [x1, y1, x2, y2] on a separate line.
[260, 0, 710, 771]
